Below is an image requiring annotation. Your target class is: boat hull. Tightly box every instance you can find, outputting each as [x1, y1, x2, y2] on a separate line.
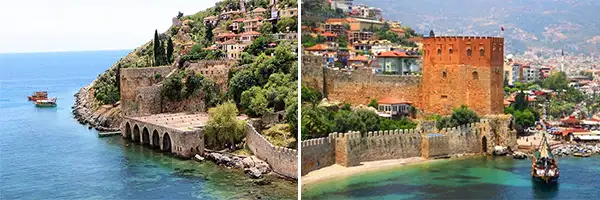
[28, 96, 47, 101]
[532, 175, 559, 183]
[35, 104, 56, 107]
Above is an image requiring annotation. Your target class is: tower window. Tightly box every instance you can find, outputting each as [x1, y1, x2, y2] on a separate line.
[437, 49, 441, 55]
[442, 71, 447, 78]
[473, 71, 479, 80]
[480, 48, 485, 56]
[467, 48, 472, 56]
[449, 48, 453, 55]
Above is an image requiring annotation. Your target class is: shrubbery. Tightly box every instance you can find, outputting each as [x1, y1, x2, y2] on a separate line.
[160, 70, 222, 107]
[204, 102, 247, 150]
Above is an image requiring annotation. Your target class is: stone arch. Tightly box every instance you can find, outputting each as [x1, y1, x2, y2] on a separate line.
[472, 71, 479, 80]
[124, 122, 132, 139]
[437, 48, 442, 55]
[479, 47, 485, 56]
[162, 132, 172, 152]
[132, 124, 140, 142]
[448, 48, 453, 55]
[466, 48, 472, 56]
[442, 70, 447, 78]
[482, 136, 488, 153]
[151, 130, 160, 149]
[141, 127, 150, 145]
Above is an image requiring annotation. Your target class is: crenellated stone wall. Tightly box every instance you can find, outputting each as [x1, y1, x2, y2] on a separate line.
[246, 123, 298, 179]
[301, 116, 515, 175]
[301, 136, 336, 175]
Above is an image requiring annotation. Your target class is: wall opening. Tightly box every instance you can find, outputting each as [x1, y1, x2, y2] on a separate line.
[449, 48, 453, 55]
[132, 125, 140, 142]
[152, 130, 159, 149]
[141, 127, 150, 145]
[442, 71, 447, 78]
[162, 132, 172, 152]
[482, 136, 488, 153]
[480, 48, 485, 56]
[125, 122, 132, 139]
[467, 48, 472, 56]
[437, 48, 441, 55]
[473, 71, 479, 80]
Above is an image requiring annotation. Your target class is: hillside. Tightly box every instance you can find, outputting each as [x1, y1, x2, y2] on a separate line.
[357, 0, 600, 55]
[73, 0, 299, 134]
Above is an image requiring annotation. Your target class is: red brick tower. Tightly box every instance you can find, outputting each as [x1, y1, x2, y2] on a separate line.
[420, 36, 504, 115]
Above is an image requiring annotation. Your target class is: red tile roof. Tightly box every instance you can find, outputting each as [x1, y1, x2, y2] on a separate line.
[321, 32, 337, 37]
[377, 51, 419, 58]
[325, 18, 347, 24]
[241, 31, 261, 36]
[305, 44, 328, 51]
[348, 55, 369, 62]
[216, 32, 238, 38]
[233, 18, 246, 22]
[378, 97, 413, 105]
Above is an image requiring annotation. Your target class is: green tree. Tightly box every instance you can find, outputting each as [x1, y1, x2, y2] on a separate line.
[161, 70, 185, 101]
[356, 109, 380, 132]
[153, 30, 161, 66]
[284, 93, 298, 138]
[276, 17, 297, 33]
[245, 36, 272, 56]
[204, 102, 247, 150]
[259, 22, 274, 35]
[332, 110, 364, 133]
[513, 91, 529, 111]
[514, 109, 535, 132]
[301, 85, 322, 104]
[166, 37, 174, 64]
[301, 104, 332, 139]
[228, 69, 259, 103]
[450, 105, 479, 126]
[368, 99, 378, 108]
[240, 86, 272, 116]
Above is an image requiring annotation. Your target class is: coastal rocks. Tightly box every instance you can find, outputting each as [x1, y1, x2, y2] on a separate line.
[72, 85, 121, 132]
[512, 151, 528, 159]
[551, 143, 600, 157]
[193, 154, 205, 162]
[204, 150, 272, 179]
[493, 146, 509, 156]
[245, 167, 263, 179]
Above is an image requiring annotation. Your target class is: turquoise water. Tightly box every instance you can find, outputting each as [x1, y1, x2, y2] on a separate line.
[0, 51, 296, 199]
[302, 156, 600, 199]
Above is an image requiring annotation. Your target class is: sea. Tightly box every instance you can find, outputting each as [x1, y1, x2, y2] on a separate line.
[0, 50, 297, 200]
[302, 155, 600, 199]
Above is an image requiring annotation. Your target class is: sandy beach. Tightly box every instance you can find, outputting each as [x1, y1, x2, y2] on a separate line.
[301, 157, 429, 186]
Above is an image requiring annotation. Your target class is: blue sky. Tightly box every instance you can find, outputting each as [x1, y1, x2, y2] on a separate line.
[0, 0, 220, 53]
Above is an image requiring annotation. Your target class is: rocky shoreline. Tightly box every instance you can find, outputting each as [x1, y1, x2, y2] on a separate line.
[71, 85, 121, 132]
[196, 149, 280, 184]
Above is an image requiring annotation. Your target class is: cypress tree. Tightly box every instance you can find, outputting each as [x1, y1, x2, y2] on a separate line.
[429, 30, 435, 37]
[153, 30, 160, 66]
[167, 37, 174, 64]
[115, 63, 121, 93]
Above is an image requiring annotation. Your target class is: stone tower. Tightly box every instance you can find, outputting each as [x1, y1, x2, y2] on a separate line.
[240, 0, 246, 12]
[420, 36, 505, 115]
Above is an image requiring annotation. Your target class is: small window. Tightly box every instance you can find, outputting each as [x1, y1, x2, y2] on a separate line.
[480, 48, 485, 56]
[437, 49, 442, 55]
[467, 48, 472, 56]
[442, 71, 447, 78]
[449, 48, 453, 55]
[473, 71, 479, 80]
[441, 95, 448, 99]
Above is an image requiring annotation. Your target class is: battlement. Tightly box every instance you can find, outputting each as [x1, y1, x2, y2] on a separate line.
[424, 36, 503, 43]
[121, 66, 172, 79]
[245, 123, 297, 179]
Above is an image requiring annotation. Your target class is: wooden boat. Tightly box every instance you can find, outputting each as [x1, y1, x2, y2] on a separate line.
[574, 152, 591, 157]
[531, 134, 559, 183]
[35, 98, 57, 107]
[27, 91, 48, 101]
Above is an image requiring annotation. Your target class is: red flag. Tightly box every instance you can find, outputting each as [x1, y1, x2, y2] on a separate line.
[501, 26, 505, 31]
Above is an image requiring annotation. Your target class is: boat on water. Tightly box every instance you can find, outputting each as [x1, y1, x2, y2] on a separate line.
[35, 98, 57, 107]
[27, 91, 48, 101]
[574, 152, 591, 157]
[531, 134, 559, 183]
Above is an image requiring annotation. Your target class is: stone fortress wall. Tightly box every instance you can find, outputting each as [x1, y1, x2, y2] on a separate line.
[246, 123, 298, 179]
[302, 36, 505, 115]
[183, 59, 237, 91]
[301, 115, 516, 175]
[120, 66, 172, 116]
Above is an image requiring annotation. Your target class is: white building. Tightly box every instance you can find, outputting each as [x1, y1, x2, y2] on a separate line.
[330, 0, 353, 12]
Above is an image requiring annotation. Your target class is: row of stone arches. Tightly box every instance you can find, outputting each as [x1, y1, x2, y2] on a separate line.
[124, 122, 172, 152]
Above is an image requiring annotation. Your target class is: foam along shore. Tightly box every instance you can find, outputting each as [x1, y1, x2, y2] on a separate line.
[302, 157, 429, 186]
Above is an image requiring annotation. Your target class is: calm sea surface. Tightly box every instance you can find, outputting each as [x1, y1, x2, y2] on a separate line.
[302, 156, 600, 200]
[0, 50, 296, 200]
